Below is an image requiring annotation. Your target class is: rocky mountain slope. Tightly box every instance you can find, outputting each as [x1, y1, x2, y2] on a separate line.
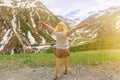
[0, 0, 60, 54]
[70, 7, 120, 49]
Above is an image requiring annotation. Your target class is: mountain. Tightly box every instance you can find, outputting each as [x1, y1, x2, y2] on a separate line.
[0, 0, 60, 54]
[57, 15, 80, 28]
[1, 1, 120, 54]
[70, 7, 120, 50]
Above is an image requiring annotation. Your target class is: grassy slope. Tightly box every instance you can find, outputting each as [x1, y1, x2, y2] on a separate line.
[0, 50, 120, 68]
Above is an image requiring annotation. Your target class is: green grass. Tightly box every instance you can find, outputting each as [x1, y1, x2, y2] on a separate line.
[0, 50, 120, 68]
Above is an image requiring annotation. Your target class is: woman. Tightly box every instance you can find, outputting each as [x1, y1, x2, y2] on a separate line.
[38, 21, 91, 80]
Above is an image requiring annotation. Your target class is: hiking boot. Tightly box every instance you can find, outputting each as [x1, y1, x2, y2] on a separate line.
[54, 75, 59, 80]
[64, 70, 68, 75]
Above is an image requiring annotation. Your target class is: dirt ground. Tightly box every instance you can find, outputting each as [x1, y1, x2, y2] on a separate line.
[0, 62, 120, 80]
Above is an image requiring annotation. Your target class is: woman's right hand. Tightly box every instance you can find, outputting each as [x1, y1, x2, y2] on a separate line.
[37, 21, 43, 24]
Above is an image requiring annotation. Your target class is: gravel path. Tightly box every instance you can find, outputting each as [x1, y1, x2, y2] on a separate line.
[0, 62, 120, 80]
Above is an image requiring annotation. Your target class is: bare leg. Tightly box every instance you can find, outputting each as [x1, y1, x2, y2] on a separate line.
[64, 57, 68, 74]
[54, 57, 61, 80]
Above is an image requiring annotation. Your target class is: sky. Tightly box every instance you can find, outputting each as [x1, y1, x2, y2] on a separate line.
[40, 0, 120, 20]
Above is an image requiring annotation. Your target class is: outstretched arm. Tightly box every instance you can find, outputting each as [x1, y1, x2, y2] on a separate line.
[38, 21, 55, 32]
[66, 23, 92, 36]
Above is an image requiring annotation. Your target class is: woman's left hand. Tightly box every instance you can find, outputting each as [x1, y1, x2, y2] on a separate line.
[84, 23, 92, 26]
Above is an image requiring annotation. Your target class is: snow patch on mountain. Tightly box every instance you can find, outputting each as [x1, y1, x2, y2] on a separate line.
[0, 29, 13, 51]
[39, 36, 46, 44]
[4, 0, 12, 5]
[88, 28, 99, 39]
[35, 11, 41, 20]
[28, 31, 36, 45]
[30, 10, 36, 28]
[17, 1, 36, 8]
[84, 30, 91, 33]
[57, 15, 80, 27]
[95, 12, 105, 18]
[0, 4, 12, 7]
[95, 7, 120, 18]
[116, 21, 120, 29]
[26, 45, 51, 52]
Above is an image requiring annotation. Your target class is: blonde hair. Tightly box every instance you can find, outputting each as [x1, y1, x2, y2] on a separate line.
[54, 22, 68, 32]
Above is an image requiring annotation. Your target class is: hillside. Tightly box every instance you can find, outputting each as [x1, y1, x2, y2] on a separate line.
[0, 0, 60, 54]
[70, 7, 120, 50]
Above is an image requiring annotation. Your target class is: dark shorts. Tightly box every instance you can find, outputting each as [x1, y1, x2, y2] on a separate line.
[54, 49, 70, 58]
